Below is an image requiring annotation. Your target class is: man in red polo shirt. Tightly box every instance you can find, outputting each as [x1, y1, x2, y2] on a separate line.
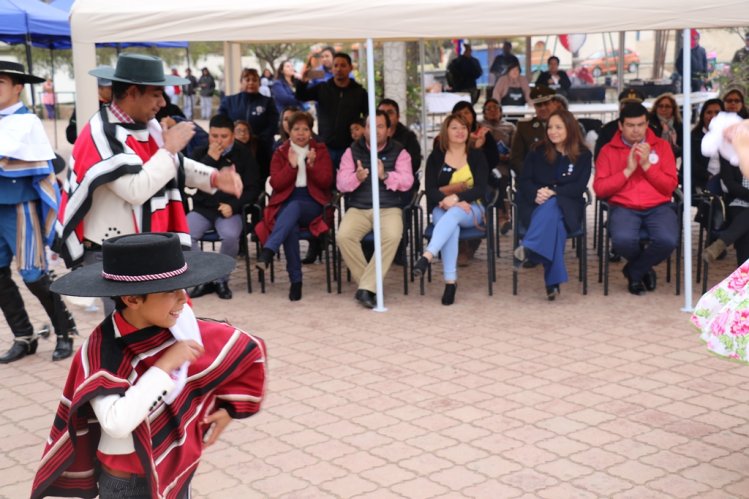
[594, 103, 679, 295]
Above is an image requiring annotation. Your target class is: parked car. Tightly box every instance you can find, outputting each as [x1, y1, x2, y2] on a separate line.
[578, 49, 640, 77]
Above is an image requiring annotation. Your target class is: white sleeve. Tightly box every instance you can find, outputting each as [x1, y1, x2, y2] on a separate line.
[90, 367, 176, 439]
[184, 157, 217, 193]
[106, 149, 179, 205]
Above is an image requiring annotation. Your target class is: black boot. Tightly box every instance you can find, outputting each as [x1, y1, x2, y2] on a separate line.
[0, 267, 36, 363]
[25, 273, 77, 360]
[302, 238, 320, 264]
[52, 336, 74, 361]
[0, 335, 38, 364]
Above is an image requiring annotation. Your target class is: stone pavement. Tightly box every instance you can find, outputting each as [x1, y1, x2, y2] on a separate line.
[2, 227, 749, 498]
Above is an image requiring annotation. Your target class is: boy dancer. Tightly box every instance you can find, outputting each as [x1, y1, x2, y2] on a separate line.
[32, 233, 266, 499]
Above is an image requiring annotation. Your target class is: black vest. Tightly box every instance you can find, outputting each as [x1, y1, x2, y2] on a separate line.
[347, 138, 404, 209]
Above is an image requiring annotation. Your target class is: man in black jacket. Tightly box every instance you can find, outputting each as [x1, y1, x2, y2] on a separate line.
[187, 115, 262, 300]
[446, 44, 483, 104]
[296, 52, 368, 169]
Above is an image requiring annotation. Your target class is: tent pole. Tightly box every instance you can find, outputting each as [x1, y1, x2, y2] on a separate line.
[51, 48, 58, 149]
[617, 32, 625, 94]
[25, 35, 37, 114]
[366, 37, 386, 312]
[524, 36, 531, 76]
[419, 39, 428, 161]
[681, 29, 693, 311]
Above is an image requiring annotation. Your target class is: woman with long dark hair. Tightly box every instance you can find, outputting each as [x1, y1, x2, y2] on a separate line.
[271, 60, 303, 114]
[514, 110, 592, 300]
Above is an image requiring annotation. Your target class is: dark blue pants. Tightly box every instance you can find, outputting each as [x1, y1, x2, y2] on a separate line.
[265, 188, 322, 283]
[609, 203, 678, 281]
[522, 197, 568, 287]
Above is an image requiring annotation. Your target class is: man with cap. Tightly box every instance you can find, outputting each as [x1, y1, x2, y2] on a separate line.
[65, 66, 113, 145]
[0, 60, 78, 363]
[509, 85, 556, 175]
[594, 87, 645, 160]
[56, 53, 243, 316]
[731, 32, 749, 69]
[31, 232, 266, 499]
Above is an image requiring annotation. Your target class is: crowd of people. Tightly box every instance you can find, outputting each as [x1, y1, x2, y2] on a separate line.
[3, 41, 749, 497]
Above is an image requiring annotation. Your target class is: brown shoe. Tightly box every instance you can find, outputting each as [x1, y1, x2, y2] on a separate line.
[703, 239, 727, 263]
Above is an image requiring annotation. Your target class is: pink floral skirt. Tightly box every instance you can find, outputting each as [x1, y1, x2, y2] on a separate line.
[692, 259, 749, 361]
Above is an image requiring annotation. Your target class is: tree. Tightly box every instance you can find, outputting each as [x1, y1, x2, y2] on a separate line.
[246, 43, 310, 74]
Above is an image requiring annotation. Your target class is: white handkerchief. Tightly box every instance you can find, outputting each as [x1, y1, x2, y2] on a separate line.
[165, 304, 202, 404]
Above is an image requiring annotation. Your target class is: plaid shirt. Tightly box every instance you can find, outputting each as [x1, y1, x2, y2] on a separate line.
[109, 102, 135, 124]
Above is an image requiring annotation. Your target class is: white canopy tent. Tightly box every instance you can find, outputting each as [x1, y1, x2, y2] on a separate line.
[69, 0, 749, 310]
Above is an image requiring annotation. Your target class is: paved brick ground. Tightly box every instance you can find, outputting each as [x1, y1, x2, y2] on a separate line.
[2, 227, 747, 498]
[4, 120, 747, 497]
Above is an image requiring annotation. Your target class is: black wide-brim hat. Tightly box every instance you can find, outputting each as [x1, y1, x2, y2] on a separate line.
[0, 60, 45, 84]
[50, 233, 235, 297]
[89, 53, 188, 87]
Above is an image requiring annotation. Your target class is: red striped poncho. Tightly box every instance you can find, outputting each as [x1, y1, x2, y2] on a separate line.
[56, 107, 190, 267]
[31, 315, 266, 499]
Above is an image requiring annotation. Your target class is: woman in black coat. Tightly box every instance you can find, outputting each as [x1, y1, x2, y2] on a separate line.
[515, 110, 592, 300]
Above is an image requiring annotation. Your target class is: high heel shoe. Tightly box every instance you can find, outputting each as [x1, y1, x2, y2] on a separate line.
[256, 248, 275, 271]
[413, 256, 429, 277]
[442, 283, 457, 305]
[289, 282, 302, 301]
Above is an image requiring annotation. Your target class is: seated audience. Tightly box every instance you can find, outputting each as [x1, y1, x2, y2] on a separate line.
[187, 115, 262, 300]
[480, 98, 516, 233]
[594, 103, 679, 295]
[686, 98, 724, 194]
[514, 110, 592, 300]
[272, 106, 300, 152]
[413, 113, 489, 305]
[722, 87, 749, 119]
[336, 111, 413, 309]
[648, 93, 683, 160]
[255, 112, 334, 301]
[350, 118, 365, 142]
[594, 88, 645, 160]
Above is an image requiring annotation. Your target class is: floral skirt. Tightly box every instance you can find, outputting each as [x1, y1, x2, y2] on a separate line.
[691, 259, 749, 362]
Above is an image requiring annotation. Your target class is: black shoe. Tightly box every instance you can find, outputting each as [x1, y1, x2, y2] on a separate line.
[628, 279, 647, 296]
[546, 285, 560, 301]
[289, 282, 302, 301]
[354, 289, 376, 309]
[500, 219, 512, 236]
[52, 336, 73, 361]
[442, 283, 457, 306]
[256, 248, 275, 270]
[301, 239, 320, 264]
[189, 281, 216, 298]
[413, 256, 429, 277]
[609, 250, 622, 263]
[215, 281, 233, 300]
[522, 260, 539, 269]
[0, 337, 38, 364]
[642, 270, 657, 291]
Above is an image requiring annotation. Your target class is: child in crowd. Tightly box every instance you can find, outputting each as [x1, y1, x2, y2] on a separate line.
[32, 233, 266, 499]
[350, 118, 365, 142]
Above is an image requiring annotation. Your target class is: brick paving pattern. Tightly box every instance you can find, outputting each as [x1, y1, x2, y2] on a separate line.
[2, 229, 748, 498]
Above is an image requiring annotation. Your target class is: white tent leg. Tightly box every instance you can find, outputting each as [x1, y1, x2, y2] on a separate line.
[681, 28, 693, 311]
[419, 39, 428, 160]
[366, 38, 387, 312]
[72, 42, 98, 137]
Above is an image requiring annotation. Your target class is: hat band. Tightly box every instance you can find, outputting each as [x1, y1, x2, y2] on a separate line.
[102, 263, 188, 282]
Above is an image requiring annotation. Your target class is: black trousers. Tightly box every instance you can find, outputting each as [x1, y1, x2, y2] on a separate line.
[722, 206, 749, 265]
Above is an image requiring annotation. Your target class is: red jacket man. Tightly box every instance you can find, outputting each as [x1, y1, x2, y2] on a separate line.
[594, 103, 679, 295]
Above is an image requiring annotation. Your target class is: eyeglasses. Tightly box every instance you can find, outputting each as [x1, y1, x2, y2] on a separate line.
[725, 99, 743, 104]
[657, 104, 673, 109]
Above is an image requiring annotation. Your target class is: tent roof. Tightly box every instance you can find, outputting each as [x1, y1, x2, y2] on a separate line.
[70, 0, 749, 43]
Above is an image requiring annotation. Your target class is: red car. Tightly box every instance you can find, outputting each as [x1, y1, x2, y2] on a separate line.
[578, 49, 640, 77]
